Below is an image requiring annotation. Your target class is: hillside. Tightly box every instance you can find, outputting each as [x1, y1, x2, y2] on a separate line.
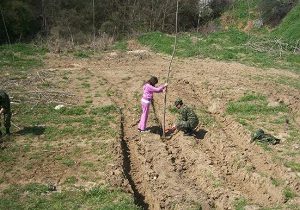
[217, 0, 300, 42]
[271, 1, 300, 42]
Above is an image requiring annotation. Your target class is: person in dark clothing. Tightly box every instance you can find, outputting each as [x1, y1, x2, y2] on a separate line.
[0, 90, 12, 136]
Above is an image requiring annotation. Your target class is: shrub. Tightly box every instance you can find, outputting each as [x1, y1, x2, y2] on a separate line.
[259, 0, 298, 27]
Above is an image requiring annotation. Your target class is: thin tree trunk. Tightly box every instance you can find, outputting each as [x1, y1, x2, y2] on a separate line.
[163, 0, 179, 138]
[1, 10, 11, 45]
[93, 0, 95, 52]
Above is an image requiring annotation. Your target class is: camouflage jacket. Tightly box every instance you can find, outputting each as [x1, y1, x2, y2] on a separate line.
[178, 105, 199, 127]
[251, 129, 280, 145]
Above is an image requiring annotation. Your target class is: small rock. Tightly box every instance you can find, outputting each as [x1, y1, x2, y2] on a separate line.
[54, 105, 64, 110]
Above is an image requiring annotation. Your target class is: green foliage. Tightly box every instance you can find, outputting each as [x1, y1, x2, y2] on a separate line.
[197, 108, 214, 126]
[0, 1, 42, 44]
[135, 1, 300, 72]
[13, 102, 118, 142]
[101, 21, 115, 35]
[271, 2, 300, 42]
[226, 0, 261, 20]
[0, 44, 48, 55]
[259, 0, 297, 27]
[210, 29, 249, 46]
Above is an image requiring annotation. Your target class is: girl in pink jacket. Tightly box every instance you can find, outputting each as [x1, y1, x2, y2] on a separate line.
[138, 76, 167, 132]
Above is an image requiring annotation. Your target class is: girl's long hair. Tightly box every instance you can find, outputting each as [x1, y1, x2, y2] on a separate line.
[144, 76, 158, 86]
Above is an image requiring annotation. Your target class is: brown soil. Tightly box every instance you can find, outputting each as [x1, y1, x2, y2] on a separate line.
[1, 41, 300, 209]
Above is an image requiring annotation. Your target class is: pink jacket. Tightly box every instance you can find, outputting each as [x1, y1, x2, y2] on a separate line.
[142, 83, 166, 100]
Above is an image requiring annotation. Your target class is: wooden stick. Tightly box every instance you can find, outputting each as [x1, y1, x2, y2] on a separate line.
[162, 0, 179, 138]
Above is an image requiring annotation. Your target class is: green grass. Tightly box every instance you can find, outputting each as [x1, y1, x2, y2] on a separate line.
[226, 93, 291, 146]
[284, 161, 300, 172]
[0, 88, 139, 209]
[227, 102, 288, 115]
[1, 6, 300, 208]
[11, 103, 119, 140]
[271, 177, 282, 187]
[0, 44, 47, 76]
[197, 108, 214, 126]
[226, 93, 289, 115]
[113, 40, 128, 51]
[276, 75, 300, 90]
[64, 176, 78, 184]
[62, 159, 75, 167]
[0, 184, 142, 210]
[234, 197, 247, 210]
[225, 0, 261, 21]
[138, 0, 300, 73]
[137, 28, 300, 73]
[138, 32, 176, 54]
[283, 187, 298, 202]
[58, 106, 87, 115]
[74, 51, 90, 58]
[167, 105, 178, 114]
[0, 149, 17, 165]
[271, 2, 300, 43]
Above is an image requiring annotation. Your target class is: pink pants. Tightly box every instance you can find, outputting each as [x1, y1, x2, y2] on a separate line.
[138, 99, 151, 130]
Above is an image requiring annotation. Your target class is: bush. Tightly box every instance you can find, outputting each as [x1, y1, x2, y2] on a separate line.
[259, 0, 298, 27]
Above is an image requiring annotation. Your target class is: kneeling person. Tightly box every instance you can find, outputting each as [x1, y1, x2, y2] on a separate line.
[172, 99, 199, 136]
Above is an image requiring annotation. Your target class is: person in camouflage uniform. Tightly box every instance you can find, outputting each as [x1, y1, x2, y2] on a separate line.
[0, 90, 12, 136]
[171, 99, 199, 136]
[250, 129, 280, 145]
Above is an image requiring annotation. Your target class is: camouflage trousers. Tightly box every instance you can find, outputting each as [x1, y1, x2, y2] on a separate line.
[251, 134, 280, 145]
[176, 119, 199, 132]
[1, 109, 12, 129]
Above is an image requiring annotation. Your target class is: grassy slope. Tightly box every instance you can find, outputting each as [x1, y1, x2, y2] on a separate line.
[271, 1, 300, 42]
[136, 0, 300, 72]
[220, 0, 300, 43]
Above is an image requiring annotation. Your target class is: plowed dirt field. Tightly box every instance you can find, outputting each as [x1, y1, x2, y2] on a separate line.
[1, 42, 300, 210]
